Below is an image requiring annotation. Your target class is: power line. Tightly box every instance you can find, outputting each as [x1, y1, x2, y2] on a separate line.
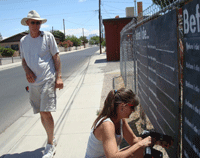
[79, 12, 98, 25]
[102, 3, 125, 11]
[0, 0, 97, 11]
[102, 1, 133, 3]
[0, 10, 97, 21]
[102, 4, 112, 18]
[63, 11, 97, 26]
[64, 19, 96, 26]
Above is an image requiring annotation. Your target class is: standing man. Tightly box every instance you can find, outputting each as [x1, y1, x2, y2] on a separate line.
[20, 10, 63, 158]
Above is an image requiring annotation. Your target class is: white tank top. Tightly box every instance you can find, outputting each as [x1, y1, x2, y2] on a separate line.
[85, 118, 123, 158]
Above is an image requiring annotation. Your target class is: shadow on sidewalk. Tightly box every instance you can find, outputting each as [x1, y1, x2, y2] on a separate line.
[0, 147, 44, 158]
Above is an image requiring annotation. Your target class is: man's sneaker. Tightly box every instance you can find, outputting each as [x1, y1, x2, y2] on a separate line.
[53, 137, 57, 146]
[42, 144, 56, 158]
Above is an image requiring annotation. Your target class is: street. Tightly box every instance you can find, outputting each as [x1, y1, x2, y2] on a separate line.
[0, 46, 99, 134]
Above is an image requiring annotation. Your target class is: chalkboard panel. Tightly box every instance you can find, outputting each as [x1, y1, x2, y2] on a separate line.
[183, 24, 200, 158]
[183, 0, 200, 157]
[135, 9, 179, 157]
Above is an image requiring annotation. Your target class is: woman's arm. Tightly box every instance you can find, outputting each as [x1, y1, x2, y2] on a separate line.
[122, 119, 142, 145]
[101, 121, 152, 158]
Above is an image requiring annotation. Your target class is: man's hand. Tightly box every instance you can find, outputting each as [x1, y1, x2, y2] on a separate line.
[55, 78, 63, 90]
[22, 58, 36, 83]
[52, 53, 63, 90]
[26, 69, 36, 83]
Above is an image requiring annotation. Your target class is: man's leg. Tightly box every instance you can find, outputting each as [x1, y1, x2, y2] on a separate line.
[40, 112, 54, 145]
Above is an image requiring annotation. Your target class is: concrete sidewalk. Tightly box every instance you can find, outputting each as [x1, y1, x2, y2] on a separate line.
[0, 48, 121, 158]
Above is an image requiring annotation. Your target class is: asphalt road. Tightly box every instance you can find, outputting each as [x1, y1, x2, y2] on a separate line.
[0, 46, 99, 134]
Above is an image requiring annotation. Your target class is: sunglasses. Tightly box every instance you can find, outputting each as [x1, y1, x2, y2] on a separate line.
[127, 103, 136, 111]
[30, 21, 41, 25]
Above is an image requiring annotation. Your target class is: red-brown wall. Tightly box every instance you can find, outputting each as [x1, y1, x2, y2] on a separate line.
[103, 18, 132, 61]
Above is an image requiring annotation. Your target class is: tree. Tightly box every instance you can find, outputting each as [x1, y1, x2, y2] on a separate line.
[66, 35, 81, 47]
[0, 33, 3, 41]
[52, 30, 65, 42]
[58, 40, 73, 48]
[25, 30, 30, 33]
[101, 39, 106, 47]
[79, 36, 88, 44]
[89, 36, 99, 45]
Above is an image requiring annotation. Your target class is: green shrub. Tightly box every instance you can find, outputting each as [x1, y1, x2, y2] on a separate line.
[1, 48, 15, 57]
[0, 46, 5, 53]
[102, 40, 106, 47]
[66, 35, 81, 47]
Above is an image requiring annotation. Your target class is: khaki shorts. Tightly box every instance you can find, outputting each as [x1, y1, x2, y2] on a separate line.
[29, 79, 56, 114]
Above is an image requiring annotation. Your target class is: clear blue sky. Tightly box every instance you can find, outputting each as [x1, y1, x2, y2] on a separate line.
[0, 0, 153, 39]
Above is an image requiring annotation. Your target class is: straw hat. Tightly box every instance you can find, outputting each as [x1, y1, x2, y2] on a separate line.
[21, 10, 47, 26]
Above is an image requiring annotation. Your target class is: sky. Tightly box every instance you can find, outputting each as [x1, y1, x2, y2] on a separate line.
[0, 0, 153, 39]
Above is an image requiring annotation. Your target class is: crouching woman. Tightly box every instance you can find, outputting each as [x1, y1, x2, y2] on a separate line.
[85, 88, 153, 158]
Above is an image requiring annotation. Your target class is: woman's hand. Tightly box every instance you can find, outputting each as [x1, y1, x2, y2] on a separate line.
[155, 139, 173, 149]
[139, 136, 153, 148]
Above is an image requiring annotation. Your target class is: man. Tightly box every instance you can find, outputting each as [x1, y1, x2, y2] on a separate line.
[20, 10, 63, 158]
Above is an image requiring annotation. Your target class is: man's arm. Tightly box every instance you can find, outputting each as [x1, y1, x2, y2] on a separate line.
[22, 58, 36, 83]
[52, 53, 63, 90]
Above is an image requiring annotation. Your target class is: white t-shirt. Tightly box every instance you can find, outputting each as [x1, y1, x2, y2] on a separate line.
[20, 31, 59, 85]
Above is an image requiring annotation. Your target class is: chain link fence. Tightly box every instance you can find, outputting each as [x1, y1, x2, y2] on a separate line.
[119, 0, 195, 157]
[120, 0, 187, 91]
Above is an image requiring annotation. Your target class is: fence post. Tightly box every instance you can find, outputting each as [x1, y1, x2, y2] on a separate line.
[12, 56, 14, 63]
[0, 58, 2, 65]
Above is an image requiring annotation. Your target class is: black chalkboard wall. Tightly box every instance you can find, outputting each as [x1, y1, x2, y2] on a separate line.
[135, 9, 179, 157]
[183, 0, 200, 157]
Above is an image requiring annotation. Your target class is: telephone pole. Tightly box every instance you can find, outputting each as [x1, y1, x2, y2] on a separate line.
[63, 19, 65, 37]
[99, 0, 102, 54]
[134, 0, 137, 16]
[82, 28, 85, 48]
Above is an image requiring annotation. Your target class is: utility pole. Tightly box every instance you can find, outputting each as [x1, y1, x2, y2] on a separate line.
[63, 19, 65, 38]
[134, 0, 137, 17]
[99, 0, 102, 54]
[82, 28, 85, 48]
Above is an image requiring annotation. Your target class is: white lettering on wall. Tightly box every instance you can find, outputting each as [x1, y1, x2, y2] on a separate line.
[186, 42, 200, 51]
[185, 99, 200, 115]
[183, 4, 200, 34]
[185, 117, 200, 135]
[185, 80, 200, 93]
[186, 62, 200, 72]
[184, 134, 200, 157]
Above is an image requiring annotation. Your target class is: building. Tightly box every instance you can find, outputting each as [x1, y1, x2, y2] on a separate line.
[103, 17, 133, 61]
[103, 2, 143, 61]
[0, 32, 60, 56]
[0, 32, 28, 51]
